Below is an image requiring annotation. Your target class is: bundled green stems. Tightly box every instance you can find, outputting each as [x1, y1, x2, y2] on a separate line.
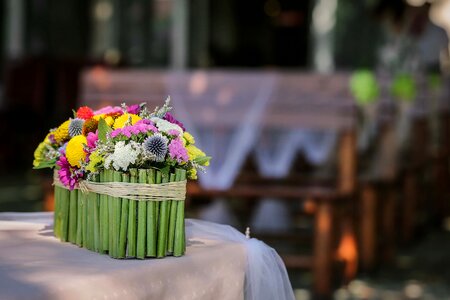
[53, 168, 186, 259]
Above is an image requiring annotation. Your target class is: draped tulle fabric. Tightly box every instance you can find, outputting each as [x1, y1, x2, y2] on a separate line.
[169, 71, 276, 190]
[255, 129, 337, 178]
[185, 219, 295, 300]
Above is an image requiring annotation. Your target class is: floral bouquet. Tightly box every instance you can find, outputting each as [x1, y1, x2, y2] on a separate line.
[33, 97, 210, 258]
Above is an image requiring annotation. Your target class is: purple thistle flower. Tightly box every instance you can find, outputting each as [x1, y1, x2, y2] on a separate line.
[143, 134, 168, 162]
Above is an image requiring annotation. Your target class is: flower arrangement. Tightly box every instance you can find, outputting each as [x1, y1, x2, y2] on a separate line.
[33, 97, 210, 259]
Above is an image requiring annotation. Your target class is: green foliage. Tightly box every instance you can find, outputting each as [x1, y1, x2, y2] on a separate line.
[428, 73, 442, 91]
[391, 74, 416, 102]
[33, 158, 57, 169]
[349, 70, 379, 105]
[194, 156, 211, 166]
[98, 118, 112, 142]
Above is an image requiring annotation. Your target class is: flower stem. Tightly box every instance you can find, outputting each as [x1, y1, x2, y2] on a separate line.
[127, 169, 138, 257]
[136, 169, 147, 259]
[174, 168, 186, 257]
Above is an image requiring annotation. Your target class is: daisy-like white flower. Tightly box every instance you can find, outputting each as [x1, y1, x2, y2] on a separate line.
[150, 117, 183, 136]
[105, 141, 141, 171]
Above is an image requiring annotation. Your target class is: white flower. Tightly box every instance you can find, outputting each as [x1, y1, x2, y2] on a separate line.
[150, 117, 183, 135]
[105, 141, 141, 171]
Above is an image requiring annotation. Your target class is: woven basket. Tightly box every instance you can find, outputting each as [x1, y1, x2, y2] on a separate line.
[53, 168, 187, 259]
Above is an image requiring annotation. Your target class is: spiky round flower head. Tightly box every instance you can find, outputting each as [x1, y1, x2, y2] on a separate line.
[82, 118, 98, 135]
[76, 106, 94, 120]
[143, 134, 168, 162]
[66, 135, 87, 167]
[69, 118, 85, 137]
[113, 113, 141, 129]
[53, 120, 71, 143]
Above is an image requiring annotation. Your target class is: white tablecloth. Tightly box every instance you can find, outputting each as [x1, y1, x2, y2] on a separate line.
[0, 213, 294, 300]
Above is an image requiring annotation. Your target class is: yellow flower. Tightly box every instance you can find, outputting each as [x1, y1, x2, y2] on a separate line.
[183, 132, 195, 145]
[94, 114, 114, 126]
[113, 113, 141, 129]
[53, 120, 70, 143]
[93, 114, 102, 121]
[187, 168, 197, 180]
[33, 141, 47, 167]
[85, 150, 103, 173]
[66, 135, 87, 167]
[186, 144, 205, 159]
[105, 116, 114, 126]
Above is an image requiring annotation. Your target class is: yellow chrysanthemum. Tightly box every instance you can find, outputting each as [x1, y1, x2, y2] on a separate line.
[186, 144, 205, 160]
[33, 141, 47, 167]
[53, 120, 71, 143]
[85, 150, 103, 173]
[183, 131, 195, 145]
[187, 168, 197, 180]
[66, 135, 87, 167]
[113, 113, 141, 129]
[104, 116, 114, 126]
[93, 114, 102, 121]
[94, 114, 114, 126]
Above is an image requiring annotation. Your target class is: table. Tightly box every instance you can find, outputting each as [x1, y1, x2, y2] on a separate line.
[0, 213, 247, 300]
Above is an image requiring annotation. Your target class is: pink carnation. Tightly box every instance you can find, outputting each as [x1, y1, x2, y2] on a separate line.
[94, 106, 123, 115]
[168, 138, 188, 163]
[86, 131, 98, 150]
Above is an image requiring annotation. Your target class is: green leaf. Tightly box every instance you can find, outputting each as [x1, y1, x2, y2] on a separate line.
[98, 118, 112, 142]
[194, 156, 211, 166]
[72, 109, 77, 118]
[33, 159, 57, 169]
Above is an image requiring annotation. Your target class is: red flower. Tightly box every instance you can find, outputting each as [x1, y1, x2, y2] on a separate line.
[76, 106, 94, 120]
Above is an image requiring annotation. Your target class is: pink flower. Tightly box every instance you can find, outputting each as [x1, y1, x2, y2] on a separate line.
[94, 106, 122, 115]
[56, 151, 83, 190]
[164, 113, 185, 131]
[110, 129, 122, 138]
[168, 138, 188, 163]
[121, 127, 132, 138]
[127, 104, 140, 114]
[168, 129, 180, 136]
[86, 131, 98, 150]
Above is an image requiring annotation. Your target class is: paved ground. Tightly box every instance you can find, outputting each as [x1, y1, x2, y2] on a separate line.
[290, 223, 450, 300]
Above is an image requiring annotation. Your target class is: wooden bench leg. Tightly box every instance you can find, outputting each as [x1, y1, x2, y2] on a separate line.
[403, 173, 417, 242]
[382, 187, 396, 262]
[313, 201, 333, 297]
[360, 184, 377, 271]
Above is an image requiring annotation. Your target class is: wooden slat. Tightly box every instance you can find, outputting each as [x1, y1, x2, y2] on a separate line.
[187, 182, 341, 200]
[281, 254, 313, 269]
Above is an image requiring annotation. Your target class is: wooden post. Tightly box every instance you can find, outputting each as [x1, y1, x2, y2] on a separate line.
[382, 187, 396, 262]
[313, 201, 333, 297]
[338, 130, 357, 195]
[402, 173, 417, 242]
[360, 184, 377, 270]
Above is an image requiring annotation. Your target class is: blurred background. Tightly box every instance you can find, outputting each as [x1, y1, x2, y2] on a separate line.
[1, 0, 450, 299]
